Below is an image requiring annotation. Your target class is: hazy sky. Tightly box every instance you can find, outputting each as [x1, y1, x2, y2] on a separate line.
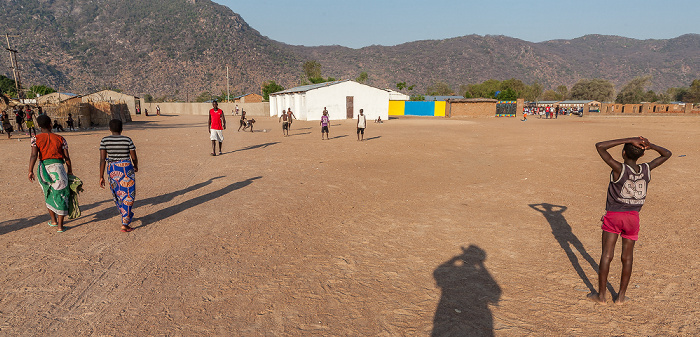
[215, 0, 699, 48]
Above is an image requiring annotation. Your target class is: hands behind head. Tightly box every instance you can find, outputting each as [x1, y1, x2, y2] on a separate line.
[632, 136, 651, 150]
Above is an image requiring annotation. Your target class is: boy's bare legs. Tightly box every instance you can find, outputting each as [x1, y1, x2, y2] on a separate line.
[615, 237, 636, 304]
[218, 141, 223, 154]
[589, 231, 618, 304]
[211, 140, 217, 155]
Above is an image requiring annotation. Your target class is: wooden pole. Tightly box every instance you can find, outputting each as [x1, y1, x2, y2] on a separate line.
[5, 34, 23, 99]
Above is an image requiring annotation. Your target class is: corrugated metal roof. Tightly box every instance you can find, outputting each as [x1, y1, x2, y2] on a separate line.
[447, 98, 498, 103]
[271, 80, 350, 96]
[559, 100, 598, 104]
[425, 95, 464, 101]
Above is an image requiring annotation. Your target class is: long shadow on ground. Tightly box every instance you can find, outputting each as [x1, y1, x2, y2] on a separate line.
[0, 199, 111, 235]
[136, 176, 261, 228]
[432, 245, 501, 336]
[529, 203, 616, 297]
[79, 176, 261, 229]
[228, 142, 279, 154]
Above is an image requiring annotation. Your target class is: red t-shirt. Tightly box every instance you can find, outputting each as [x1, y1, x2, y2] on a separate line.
[32, 133, 67, 160]
[209, 108, 224, 130]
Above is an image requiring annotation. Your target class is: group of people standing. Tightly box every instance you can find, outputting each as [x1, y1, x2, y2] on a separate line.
[206, 102, 375, 157]
[27, 114, 138, 233]
[523, 105, 584, 119]
[2, 106, 77, 139]
[318, 107, 368, 141]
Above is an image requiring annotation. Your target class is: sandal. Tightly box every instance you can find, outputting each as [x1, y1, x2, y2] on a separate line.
[48, 221, 58, 227]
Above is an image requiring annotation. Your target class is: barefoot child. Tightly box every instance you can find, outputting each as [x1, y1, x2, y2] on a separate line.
[357, 109, 367, 141]
[242, 118, 255, 132]
[99, 119, 139, 232]
[28, 115, 73, 233]
[320, 108, 330, 140]
[279, 110, 290, 137]
[238, 110, 247, 131]
[589, 137, 671, 304]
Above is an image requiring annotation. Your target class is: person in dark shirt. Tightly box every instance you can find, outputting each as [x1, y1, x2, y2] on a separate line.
[589, 137, 671, 304]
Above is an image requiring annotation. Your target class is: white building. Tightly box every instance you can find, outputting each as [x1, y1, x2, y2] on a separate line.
[386, 89, 410, 101]
[269, 80, 390, 121]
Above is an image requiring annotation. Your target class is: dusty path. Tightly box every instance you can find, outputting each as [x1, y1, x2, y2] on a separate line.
[1, 114, 698, 335]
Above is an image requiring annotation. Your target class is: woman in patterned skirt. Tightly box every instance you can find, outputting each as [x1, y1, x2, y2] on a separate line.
[99, 119, 139, 232]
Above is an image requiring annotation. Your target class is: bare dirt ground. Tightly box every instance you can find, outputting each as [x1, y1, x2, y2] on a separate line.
[1, 113, 698, 336]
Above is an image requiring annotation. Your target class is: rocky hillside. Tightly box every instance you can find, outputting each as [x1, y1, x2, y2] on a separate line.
[1, 0, 699, 98]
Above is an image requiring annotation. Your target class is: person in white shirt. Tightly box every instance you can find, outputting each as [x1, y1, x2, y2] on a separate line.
[357, 109, 367, 141]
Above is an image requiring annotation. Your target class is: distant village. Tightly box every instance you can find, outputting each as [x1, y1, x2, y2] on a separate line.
[3, 80, 700, 131]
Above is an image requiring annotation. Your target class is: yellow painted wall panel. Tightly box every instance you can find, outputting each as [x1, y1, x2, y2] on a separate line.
[389, 100, 405, 116]
[434, 101, 446, 116]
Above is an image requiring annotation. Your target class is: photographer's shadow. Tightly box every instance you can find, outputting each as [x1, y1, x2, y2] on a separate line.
[529, 203, 615, 297]
[432, 245, 501, 337]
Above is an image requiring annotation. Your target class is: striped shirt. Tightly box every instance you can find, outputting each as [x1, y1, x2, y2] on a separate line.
[99, 135, 135, 161]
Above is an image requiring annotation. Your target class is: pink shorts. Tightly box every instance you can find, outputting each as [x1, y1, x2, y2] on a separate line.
[601, 211, 640, 241]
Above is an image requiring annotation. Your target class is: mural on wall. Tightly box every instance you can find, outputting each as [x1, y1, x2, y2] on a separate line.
[388, 101, 446, 117]
[496, 101, 517, 117]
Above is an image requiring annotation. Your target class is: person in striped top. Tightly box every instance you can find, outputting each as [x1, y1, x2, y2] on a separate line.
[99, 119, 139, 232]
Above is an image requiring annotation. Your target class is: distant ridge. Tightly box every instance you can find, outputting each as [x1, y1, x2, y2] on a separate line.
[1, 0, 698, 98]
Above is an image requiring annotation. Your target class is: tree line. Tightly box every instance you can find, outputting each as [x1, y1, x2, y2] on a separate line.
[0, 75, 56, 99]
[418, 77, 700, 104]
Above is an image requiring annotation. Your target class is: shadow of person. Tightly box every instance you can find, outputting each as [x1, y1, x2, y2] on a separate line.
[69, 176, 228, 228]
[528, 203, 615, 297]
[136, 176, 262, 228]
[1, 198, 113, 235]
[229, 142, 279, 154]
[432, 245, 501, 337]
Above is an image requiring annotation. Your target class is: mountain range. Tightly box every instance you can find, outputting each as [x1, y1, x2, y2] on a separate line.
[2, 0, 699, 99]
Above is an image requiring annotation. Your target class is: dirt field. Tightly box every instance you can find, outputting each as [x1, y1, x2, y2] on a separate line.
[1, 113, 698, 336]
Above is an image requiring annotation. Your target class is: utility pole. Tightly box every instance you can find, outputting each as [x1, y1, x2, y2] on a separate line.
[5, 33, 23, 99]
[226, 66, 230, 102]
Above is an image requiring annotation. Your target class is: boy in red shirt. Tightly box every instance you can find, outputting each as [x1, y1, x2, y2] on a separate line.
[589, 137, 671, 304]
[208, 101, 226, 156]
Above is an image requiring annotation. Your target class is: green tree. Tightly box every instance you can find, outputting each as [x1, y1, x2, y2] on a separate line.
[496, 88, 518, 101]
[616, 76, 653, 104]
[303, 60, 323, 83]
[426, 81, 452, 96]
[522, 82, 543, 101]
[26, 85, 56, 98]
[500, 78, 526, 96]
[409, 94, 425, 101]
[396, 82, 414, 92]
[262, 80, 284, 101]
[0, 75, 17, 96]
[569, 78, 615, 102]
[687, 79, 700, 103]
[541, 90, 559, 101]
[555, 85, 568, 100]
[356, 72, 368, 84]
[464, 79, 501, 98]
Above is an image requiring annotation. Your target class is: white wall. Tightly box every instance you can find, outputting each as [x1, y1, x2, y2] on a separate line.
[307, 81, 389, 121]
[142, 102, 269, 116]
[269, 81, 389, 121]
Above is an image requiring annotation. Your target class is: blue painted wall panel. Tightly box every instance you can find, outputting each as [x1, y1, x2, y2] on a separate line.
[404, 101, 435, 116]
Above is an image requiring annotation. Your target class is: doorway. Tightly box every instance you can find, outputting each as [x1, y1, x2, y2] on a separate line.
[346, 96, 354, 119]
